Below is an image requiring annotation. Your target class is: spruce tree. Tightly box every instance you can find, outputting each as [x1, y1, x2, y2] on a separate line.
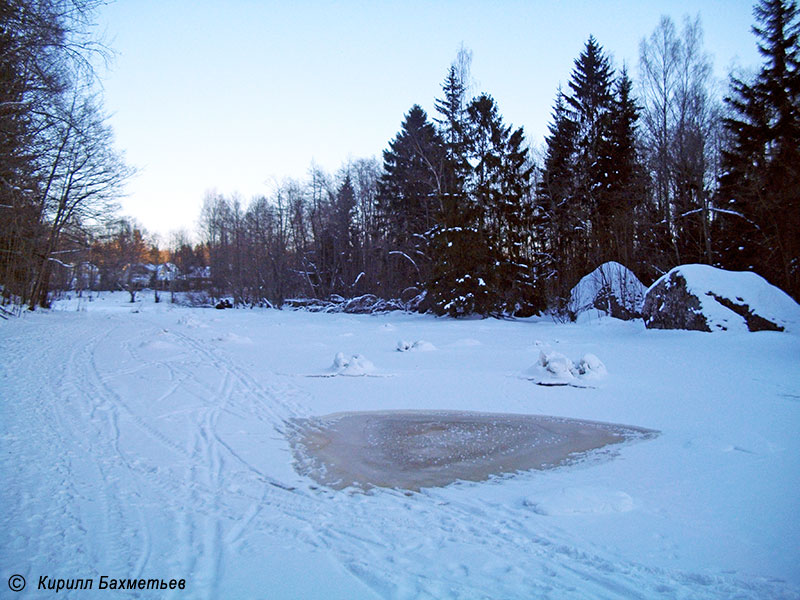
[428, 93, 535, 316]
[538, 39, 617, 311]
[598, 67, 647, 270]
[720, 0, 800, 299]
[567, 36, 615, 268]
[468, 95, 536, 314]
[434, 65, 471, 191]
[537, 89, 580, 309]
[427, 64, 480, 315]
[377, 105, 445, 296]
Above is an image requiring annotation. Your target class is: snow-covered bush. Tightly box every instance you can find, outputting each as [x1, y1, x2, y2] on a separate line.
[568, 262, 646, 321]
[171, 290, 214, 307]
[284, 294, 420, 315]
[642, 265, 800, 332]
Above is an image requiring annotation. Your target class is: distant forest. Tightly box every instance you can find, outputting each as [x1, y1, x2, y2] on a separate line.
[2, 0, 799, 316]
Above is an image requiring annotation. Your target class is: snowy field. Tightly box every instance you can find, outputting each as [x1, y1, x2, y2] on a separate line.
[2, 291, 799, 599]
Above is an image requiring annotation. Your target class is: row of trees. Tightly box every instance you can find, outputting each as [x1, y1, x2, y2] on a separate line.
[3, 0, 796, 314]
[540, 0, 800, 305]
[196, 48, 540, 315]
[196, 0, 799, 314]
[0, 0, 132, 310]
[199, 159, 385, 306]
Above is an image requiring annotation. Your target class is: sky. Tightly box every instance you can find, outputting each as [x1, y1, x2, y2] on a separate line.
[95, 0, 762, 241]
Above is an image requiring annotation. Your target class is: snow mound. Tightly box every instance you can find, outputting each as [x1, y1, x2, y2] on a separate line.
[524, 487, 634, 516]
[524, 351, 607, 387]
[396, 339, 436, 352]
[139, 339, 179, 352]
[328, 352, 376, 376]
[214, 332, 254, 344]
[643, 264, 800, 333]
[450, 338, 482, 347]
[569, 262, 646, 320]
[176, 315, 207, 328]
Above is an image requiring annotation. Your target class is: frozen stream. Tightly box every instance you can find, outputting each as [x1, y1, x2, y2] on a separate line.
[2, 293, 798, 599]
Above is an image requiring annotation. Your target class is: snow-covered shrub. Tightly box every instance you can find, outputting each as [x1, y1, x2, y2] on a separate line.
[285, 294, 416, 314]
[643, 265, 800, 332]
[284, 298, 342, 312]
[568, 262, 646, 321]
[342, 294, 378, 313]
[171, 290, 214, 307]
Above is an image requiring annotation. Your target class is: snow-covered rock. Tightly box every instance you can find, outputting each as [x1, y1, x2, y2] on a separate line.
[539, 351, 576, 381]
[396, 340, 436, 352]
[575, 353, 607, 378]
[524, 350, 607, 387]
[642, 264, 800, 333]
[568, 262, 646, 321]
[328, 352, 376, 376]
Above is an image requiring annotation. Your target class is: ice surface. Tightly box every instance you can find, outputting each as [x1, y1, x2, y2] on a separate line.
[290, 410, 655, 491]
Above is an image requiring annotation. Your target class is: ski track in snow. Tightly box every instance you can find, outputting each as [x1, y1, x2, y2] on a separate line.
[1, 306, 797, 599]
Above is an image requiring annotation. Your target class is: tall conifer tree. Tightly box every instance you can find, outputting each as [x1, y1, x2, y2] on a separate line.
[720, 0, 800, 299]
[377, 105, 445, 295]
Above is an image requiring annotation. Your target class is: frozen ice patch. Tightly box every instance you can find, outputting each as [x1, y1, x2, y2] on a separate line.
[524, 487, 634, 516]
[290, 411, 656, 491]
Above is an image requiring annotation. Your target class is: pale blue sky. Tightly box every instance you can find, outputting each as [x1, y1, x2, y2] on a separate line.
[97, 1, 761, 240]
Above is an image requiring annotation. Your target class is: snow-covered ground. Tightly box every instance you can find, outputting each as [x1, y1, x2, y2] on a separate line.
[2, 291, 799, 599]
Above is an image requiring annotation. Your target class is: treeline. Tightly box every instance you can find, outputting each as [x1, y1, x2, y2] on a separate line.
[198, 159, 385, 306]
[198, 0, 800, 315]
[3, 1, 798, 315]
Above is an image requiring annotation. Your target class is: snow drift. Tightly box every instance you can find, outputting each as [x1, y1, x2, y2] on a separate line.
[643, 264, 800, 332]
